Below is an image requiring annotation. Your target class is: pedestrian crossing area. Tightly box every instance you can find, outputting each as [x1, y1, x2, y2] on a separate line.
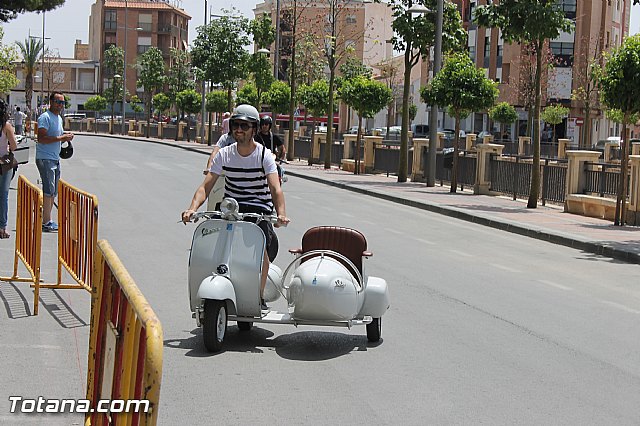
[77, 159, 196, 171]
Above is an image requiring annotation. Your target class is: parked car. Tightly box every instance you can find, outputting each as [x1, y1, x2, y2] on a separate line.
[315, 125, 328, 133]
[592, 136, 621, 154]
[476, 130, 493, 140]
[411, 124, 429, 138]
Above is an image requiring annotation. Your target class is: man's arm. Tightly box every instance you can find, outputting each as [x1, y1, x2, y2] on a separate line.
[204, 146, 221, 174]
[266, 173, 289, 227]
[182, 172, 220, 223]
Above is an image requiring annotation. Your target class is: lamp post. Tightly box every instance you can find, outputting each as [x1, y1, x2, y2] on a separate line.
[121, 0, 128, 135]
[426, 0, 443, 187]
[274, 0, 281, 79]
[200, 0, 208, 144]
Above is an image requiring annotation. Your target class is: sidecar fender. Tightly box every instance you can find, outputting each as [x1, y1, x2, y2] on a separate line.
[359, 276, 389, 318]
[197, 275, 237, 315]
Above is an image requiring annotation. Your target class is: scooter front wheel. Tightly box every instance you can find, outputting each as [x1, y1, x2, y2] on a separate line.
[366, 317, 381, 342]
[203, 299, 227, 352]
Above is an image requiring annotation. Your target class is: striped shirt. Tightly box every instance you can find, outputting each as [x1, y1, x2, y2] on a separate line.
[210, 143, 277, 213]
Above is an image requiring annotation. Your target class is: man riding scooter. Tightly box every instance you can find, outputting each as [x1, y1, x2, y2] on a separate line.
[182, 104, 290, 310]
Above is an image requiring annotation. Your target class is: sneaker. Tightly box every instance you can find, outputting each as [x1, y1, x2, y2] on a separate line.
[42, 221, 58, 232]
[261, 299, 269, 312]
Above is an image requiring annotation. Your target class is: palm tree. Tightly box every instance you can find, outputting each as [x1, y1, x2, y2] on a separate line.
[16, 37, 43, 125]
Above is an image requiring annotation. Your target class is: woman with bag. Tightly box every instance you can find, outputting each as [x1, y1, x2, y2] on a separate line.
[0, 99, 18, 239]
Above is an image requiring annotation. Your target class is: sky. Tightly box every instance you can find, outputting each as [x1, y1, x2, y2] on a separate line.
[1, 0, 640, 59]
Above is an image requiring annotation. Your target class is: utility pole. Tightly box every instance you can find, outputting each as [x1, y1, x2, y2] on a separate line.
[426, 0, 443, 187]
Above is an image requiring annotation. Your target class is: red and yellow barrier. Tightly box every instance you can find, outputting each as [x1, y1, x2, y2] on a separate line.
[40, 179, 98, 291]
[0, 175, 43, 315]
[86, 240, 163, 426]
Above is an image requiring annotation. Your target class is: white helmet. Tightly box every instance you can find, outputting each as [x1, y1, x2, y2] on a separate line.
[230, 104, 260, 126]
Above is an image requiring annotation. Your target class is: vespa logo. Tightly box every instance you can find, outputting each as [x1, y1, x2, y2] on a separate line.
[334, 279, 345, 288]
[201, 227, 221, 237]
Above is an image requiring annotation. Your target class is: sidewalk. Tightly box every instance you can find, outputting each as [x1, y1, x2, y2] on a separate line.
[85, 133, 640, 264]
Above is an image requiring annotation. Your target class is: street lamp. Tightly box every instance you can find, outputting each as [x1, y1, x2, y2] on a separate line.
[120, 0, 144, 135]
[426, 0, 444, 187]
[200, 0, 208, 145]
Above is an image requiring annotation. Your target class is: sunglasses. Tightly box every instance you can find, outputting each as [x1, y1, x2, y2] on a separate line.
[52, 100, 65, 105]
[230, 121, 252, 131]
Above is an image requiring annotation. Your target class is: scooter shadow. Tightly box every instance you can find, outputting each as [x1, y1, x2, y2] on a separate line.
[164, 326, 381, 360]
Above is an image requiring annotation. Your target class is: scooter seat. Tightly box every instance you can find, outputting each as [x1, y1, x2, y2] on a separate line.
[293, 226, 372, 279]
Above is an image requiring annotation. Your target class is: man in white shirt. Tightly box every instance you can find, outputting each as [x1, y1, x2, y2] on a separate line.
[13, 107, 26, 136]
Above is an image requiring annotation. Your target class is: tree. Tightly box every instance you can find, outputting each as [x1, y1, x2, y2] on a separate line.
[42, 47, 62, 95]
[599, 34, 640, 226]
[422, 53, 498, 193]
[298, 79, 331, 164]
[293, 33, 326, 87]
[167, 48, 194, 102]
[15, 36, 42, 119]
[153, 93, 172, 121]
[1, 0, 65, 22]
[236, 82, 259, 106]
[0, 28, 18, 96]
[176, 89, 202, 142]
[489, 102, 518, 141]
[206, 90, 228, 131]
[263, 80, 290, 120]
[540, 104, 568, 144]
[409, 103, 417, 122]
[377, 58, 402, 138]
[191, 9, 250, 111]
[102, 45, 125, 134]
[341, 76, 392, 174]
[129, 94, 144, 122]
[84, 95, 107, 133]
[571, 36, 603, 149]
[475, 0, 572, 208]
[136, 47, 165, 138]
[339, 57, 373, 130]
[249, 12, 276, 109]
[390, 0, 466, 182]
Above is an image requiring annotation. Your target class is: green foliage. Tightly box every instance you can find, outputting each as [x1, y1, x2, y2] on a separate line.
[15, 35, 42, 109]
[129, 95, 144, 114]
[263, 81, 290, 116]
[248, 53, 273, 105]
[167, 48, 194, 97]
[153, 93, 171, 115]
[489, 102, 518, 125]
[84, 95, 107, 113]
[103, 46, 125, 110]
[236, 82, 259, 106]
[341, 76, 392, 119]
[409, 103, 417, 122]
[191, 10, 250, 93]
[540, 104, 569, 126]
[176, 90, 202, 115]
[605, 108, 640, 125]
[422, 53, 498, 120]
[250, 13, 276, 49]
[298, 80, 331, 117]
[0, 28, 19, 95]
[294, 33, 326, 86]
[1, 0, 65, 22]
[339, 57, 372, 81]
[206, 91, 228, 114]
[136, 47, 166, 124]
[599, 35, 640, 119]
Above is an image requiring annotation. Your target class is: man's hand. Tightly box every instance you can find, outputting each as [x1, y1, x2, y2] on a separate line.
[275, 215, 290, 228]
[181, 209, 196, 224]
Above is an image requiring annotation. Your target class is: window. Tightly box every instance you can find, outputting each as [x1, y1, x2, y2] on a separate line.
[138, 14, 152, 32]
[137, 36, 152, 54]
[346, 15, 356, 24]
[555, 0, 576, 19]
[483, 35, 491, 68]
[497, 45, 503, 67]
[104, 10, 117, 30]
[550, 42, 574, 66]
[468, 45, 476, 62]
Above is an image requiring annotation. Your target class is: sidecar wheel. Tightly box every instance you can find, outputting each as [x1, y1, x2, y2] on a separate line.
[237, 321, 253, 331]
[203, 300, 227, 352]
[366, 317, 381, 342]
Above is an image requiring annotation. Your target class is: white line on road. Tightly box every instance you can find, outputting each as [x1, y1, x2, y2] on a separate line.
[538, 279, 573, 291]
[341, 212, 355, 218]
[449, 249, 472, 257]
[0, 343, 62, 350]
[145, 162, 171, 171]
[599, 300, 640, 314]
[81, 159, 103, 168]
[490, 263, 521, 273]
[412, 237, 436, 245]
[290, 195, 302, 200]
[361, 220, 375, 225]
[387, 228, 403, 235]
[113, 160, 135, 169]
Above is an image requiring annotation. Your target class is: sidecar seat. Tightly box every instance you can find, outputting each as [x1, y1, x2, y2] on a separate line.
[289, 226, 372, 279]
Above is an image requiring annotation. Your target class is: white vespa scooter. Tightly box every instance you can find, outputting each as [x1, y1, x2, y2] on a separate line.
[188, 198, 389, 352]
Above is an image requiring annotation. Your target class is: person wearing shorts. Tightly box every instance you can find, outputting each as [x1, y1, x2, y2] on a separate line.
[182, 104, 289, 311]
[36, 91, 74, 232]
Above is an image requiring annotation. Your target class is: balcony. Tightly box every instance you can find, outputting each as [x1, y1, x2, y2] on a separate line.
[157, 23, 172, 33]
[137, 22, 153, 32]
[70, 81, 97, 92]
[137, 45, 152, 54]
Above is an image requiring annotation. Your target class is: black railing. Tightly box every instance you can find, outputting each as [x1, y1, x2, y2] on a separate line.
[373, 144, 411, 176]
[431, 150, 477, 189]
[490, 155, 533, 199]
[541, 159, 568, 204]
[584, 163, 620, 197]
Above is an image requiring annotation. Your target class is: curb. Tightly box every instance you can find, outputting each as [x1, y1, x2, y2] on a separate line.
[78, 132, 640, 265]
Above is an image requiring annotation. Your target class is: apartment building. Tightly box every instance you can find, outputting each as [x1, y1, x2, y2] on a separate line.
[88, 0, 190, 111]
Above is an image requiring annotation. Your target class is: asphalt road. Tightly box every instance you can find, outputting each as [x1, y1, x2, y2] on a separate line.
[2, 135, 640, 425]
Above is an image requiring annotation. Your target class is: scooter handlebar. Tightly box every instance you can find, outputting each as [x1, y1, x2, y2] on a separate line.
[191, 211, 278, 224]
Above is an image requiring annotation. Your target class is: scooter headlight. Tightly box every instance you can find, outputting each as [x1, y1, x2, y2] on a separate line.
[220, 198, 239, 217]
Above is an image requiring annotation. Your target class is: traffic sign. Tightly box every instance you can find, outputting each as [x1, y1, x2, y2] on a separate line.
[575, 118, 584, 126]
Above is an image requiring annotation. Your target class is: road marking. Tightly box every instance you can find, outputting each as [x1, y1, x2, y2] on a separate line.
[0, 343, 62, 350]
[412, 237, 436, 245]
[113, 160, 135, 169]
[538, 279, 573, 291]
[145, 162, 171, 171]
[290, 195, 302, 200]
[490, 263, 521, 273]
[449, 249, 472, 257]
[387, 228, 403, 235]
[341, 212, 355, 218]
[82, 159, 103, 168]
[361, 220, 375, 225]
[599, 300, 640, 314]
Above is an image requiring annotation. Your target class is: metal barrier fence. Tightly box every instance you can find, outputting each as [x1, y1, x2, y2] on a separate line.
[38, 179, 98, 292]
[584, 163, 621, 198]
[0, 176, 43, 315]
[86, 240, 163, 426]
[541, 159, 568, 205]
[430, 150, 476, 190]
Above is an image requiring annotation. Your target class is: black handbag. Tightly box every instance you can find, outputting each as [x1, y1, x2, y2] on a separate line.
[0, 151, 18, 175]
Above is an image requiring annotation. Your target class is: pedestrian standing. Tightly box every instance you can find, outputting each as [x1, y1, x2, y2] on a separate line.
[0, 99, 18, 239]
[13, 107, 26, 136]
[221, 112, 231, 134]
[36, 91, 74, 232]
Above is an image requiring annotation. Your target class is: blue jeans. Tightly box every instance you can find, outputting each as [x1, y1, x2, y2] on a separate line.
[0, 168, 13, 229]
[36, 159, 60, 197]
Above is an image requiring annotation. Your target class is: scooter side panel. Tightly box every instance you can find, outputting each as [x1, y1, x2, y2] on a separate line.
[189, 219, 229, 312]
[227, 222, 264, 317]
[358, 276, 390, 318]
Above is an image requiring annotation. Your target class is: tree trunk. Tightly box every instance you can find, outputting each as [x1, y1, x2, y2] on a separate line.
[324, 70, 336, 169]
[398, 48, 412, 183]
[527, 42, 543, 208]
[450, 116, 461, 193]
[583, 106, 591, 149]
[614, 122, 630, 225]
[355, 115, 363, 175]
